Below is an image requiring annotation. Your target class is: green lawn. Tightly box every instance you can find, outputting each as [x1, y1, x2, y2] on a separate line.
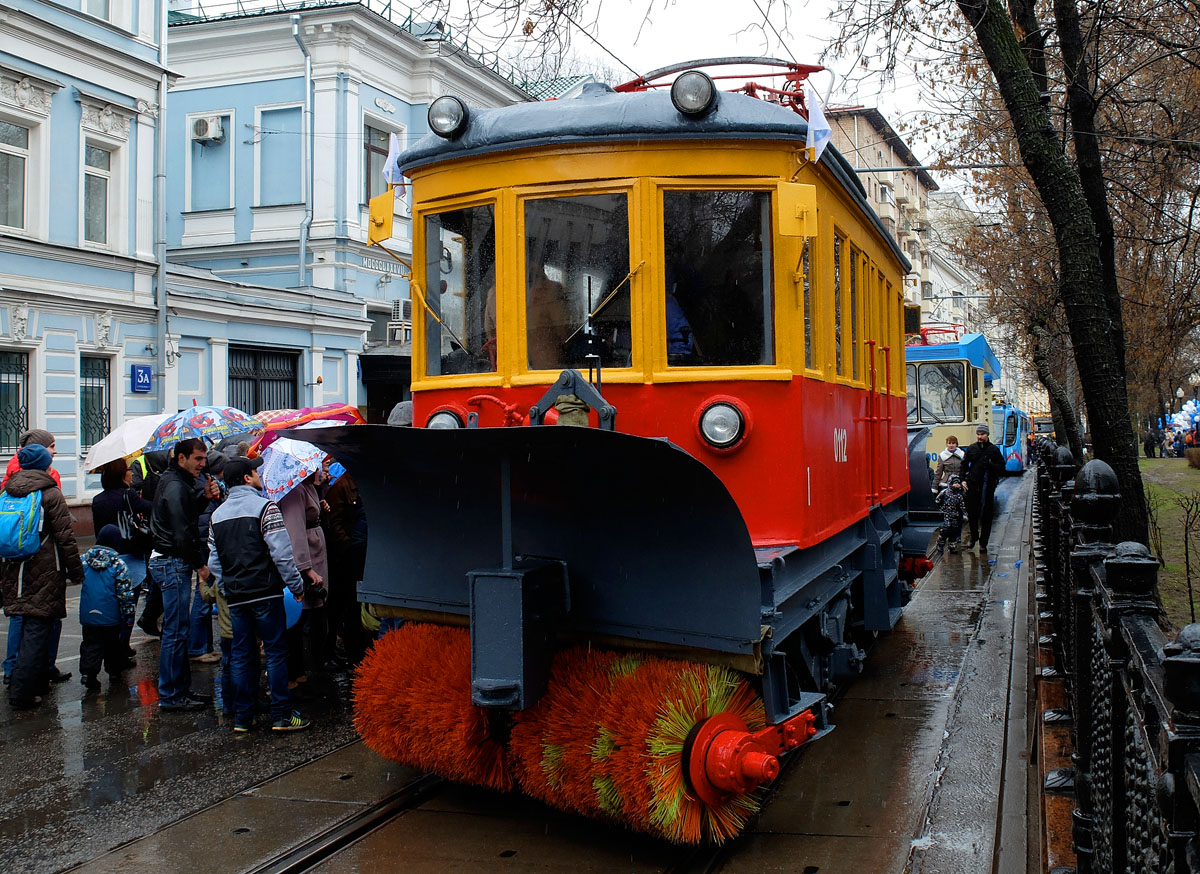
[1140, 458, 1200, 630]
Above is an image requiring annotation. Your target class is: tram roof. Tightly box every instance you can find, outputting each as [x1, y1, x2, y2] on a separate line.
[400, 84, 911, 271]
[905, 333, 1001, 379]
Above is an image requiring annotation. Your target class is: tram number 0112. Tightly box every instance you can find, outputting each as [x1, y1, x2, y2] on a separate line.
[833, 428, 848, 463]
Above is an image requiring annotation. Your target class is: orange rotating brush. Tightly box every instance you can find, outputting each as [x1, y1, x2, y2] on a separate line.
[355, 626, 806, 843]
[353, 624, 512, 791]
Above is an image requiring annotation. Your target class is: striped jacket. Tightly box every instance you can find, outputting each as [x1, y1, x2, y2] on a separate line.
[208, 485, 303, 606]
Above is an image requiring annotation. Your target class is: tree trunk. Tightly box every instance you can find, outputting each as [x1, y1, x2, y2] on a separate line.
[955, 0, 1148, 543]
[1032, 325, 1085, 460]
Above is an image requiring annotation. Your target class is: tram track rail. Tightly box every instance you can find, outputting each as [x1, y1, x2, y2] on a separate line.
[246, 772, 444, 874]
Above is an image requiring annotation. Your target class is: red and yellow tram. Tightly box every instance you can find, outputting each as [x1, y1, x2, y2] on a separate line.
[307, 62, 929, 844]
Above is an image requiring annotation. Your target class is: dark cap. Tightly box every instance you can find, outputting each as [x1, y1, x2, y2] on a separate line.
[976, 423, 990, 435]
[224, 455, 263, 486]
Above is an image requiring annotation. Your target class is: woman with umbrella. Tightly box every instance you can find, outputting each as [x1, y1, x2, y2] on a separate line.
[260, 437, 331, 692]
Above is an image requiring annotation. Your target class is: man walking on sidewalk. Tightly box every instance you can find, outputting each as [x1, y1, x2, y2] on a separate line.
[149, 438, 219, 712]
[208, 456, 309, 732]
[961, 423, 1006, 552]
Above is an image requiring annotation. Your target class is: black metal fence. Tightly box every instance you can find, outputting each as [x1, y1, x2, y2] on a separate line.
[1035, 444, 1200, 873]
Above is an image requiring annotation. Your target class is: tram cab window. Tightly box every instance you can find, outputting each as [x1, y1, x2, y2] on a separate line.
[523, 193, 631, 371]
[663, 190, 774, 367]
[906, 364, 918, 423]
[1005, 413, 1018, 445]
[423, 205, 497, 376]
[913, 362, 966, 423]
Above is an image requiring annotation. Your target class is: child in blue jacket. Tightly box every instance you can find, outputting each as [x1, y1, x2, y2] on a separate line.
[79, 525, 136, 689]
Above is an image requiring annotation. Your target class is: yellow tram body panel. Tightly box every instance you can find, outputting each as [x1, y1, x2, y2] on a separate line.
[404, 140, 909, 399]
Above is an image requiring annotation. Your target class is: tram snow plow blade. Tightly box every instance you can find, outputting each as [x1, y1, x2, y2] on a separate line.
[296, 424, 764, 666]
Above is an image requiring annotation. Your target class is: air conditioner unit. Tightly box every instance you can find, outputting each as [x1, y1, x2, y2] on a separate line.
[391, 298, 413, 322]
[191, 116, 225, 144]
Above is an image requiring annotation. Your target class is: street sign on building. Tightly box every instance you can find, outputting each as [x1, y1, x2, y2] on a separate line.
[131, 364, 152, 393]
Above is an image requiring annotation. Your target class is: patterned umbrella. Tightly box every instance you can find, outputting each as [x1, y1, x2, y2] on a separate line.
[143, 405, 264, 453]
[251, 403, 365, 455]
[258, 436, 327, 503]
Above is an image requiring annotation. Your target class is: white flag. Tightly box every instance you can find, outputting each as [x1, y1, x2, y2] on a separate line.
[804, 82, 832, 162]
[381, 132, 401, 185]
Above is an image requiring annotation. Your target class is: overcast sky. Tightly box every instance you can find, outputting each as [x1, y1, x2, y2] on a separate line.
[573, 0, 938, 163]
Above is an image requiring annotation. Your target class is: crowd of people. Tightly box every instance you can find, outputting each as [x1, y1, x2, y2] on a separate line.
[0, 407, 396, 728]
[1143, 426, 1197, 459]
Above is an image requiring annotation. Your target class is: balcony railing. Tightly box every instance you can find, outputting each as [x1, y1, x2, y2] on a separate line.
[169, 0, 529, 89]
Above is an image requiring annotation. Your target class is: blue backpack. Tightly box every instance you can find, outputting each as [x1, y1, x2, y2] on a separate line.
[0, 490, 44, 560]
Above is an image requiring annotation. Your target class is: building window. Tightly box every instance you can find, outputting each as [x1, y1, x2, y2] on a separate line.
[882, 216, 896, 239]
[229, 347, 298, 413]
[921, 281, 934, 299]
[0, 120, 29, 230]
[364, 124, 390, 204]
[85, 0, 110, 20]
[84, 144, 111, 245]
[0, 352, 29, 453]
[80, 355, 111, 451]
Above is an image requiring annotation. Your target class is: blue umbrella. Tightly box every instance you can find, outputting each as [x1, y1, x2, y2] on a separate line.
[143, 405, 263, 452]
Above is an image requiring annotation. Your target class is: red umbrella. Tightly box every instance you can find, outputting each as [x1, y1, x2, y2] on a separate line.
[249, 403, 365, 455]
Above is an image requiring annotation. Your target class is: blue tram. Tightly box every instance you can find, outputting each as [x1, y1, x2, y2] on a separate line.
[991, 402, 1032, 473]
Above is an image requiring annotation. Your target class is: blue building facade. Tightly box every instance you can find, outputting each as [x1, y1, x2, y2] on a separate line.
[165, 1, 531, 420]
[0, 0, 166, 501]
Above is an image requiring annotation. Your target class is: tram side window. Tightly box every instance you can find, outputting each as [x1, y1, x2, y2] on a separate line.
[849, 250, 859, 380]
[906, 363, 918, 423]
[423, 205, 497, 377]
[802, 239, 814, 369]
[663, 190, 774, 366]
[833, 234, 843, 374]
[523, 193, 631, 371]
[916, 362, 966, 423]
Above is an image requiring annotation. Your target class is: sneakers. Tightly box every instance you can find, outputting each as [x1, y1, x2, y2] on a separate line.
[190, 652, 221, 664]
[233, 718, 255, 733]
[81, 675, 101, 691]
[272, 711, 311, 732]
[949, 543, 958, 554]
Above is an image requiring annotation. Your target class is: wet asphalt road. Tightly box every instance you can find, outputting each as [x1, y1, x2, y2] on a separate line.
[0, 605, 357, 874]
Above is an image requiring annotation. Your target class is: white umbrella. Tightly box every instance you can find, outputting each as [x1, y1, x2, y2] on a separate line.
[82, 411, 175, 473]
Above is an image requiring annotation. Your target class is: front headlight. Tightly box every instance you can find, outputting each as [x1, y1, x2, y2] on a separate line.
[426, 411, 463, 429]
[670, 71, 717, 118]
[428, 95, 470, 139]
[699, 402, 744, 448]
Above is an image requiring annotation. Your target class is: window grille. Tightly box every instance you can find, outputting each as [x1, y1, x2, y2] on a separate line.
[229, 347, 298, 413]
[0, 351, 29, 453]
[80, 355, 111, 451]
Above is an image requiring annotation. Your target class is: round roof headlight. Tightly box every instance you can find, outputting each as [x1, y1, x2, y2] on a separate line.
[428, 95, 469, 139]
[699, 402, 744, 448]
[426, 411, 464, 429]
[670, 71, 717, 118]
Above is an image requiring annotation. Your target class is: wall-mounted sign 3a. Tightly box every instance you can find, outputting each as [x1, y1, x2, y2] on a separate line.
[131, 364, 152, 393]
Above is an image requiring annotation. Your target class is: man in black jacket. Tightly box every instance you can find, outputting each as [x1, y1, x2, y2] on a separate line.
[148, 438, 219, 712]
[960, 423, 1006, 552]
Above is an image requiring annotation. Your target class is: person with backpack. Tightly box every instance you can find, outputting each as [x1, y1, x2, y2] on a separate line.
[0, 443, 84, 709]
[2, 429, 72, 687]
[78, 525, 136, 690]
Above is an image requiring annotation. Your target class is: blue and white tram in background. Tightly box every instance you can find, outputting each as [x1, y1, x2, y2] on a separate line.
[991, 402, 1032, 474]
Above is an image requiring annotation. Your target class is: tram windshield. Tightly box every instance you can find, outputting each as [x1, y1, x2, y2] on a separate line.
[906, 361, 967, 424]
[423, 204, 497, 376]
[663, 190, 774, 367]
[523, 193, 631, 371]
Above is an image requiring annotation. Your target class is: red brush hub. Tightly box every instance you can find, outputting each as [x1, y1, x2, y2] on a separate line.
[686, 709, 817, 806]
